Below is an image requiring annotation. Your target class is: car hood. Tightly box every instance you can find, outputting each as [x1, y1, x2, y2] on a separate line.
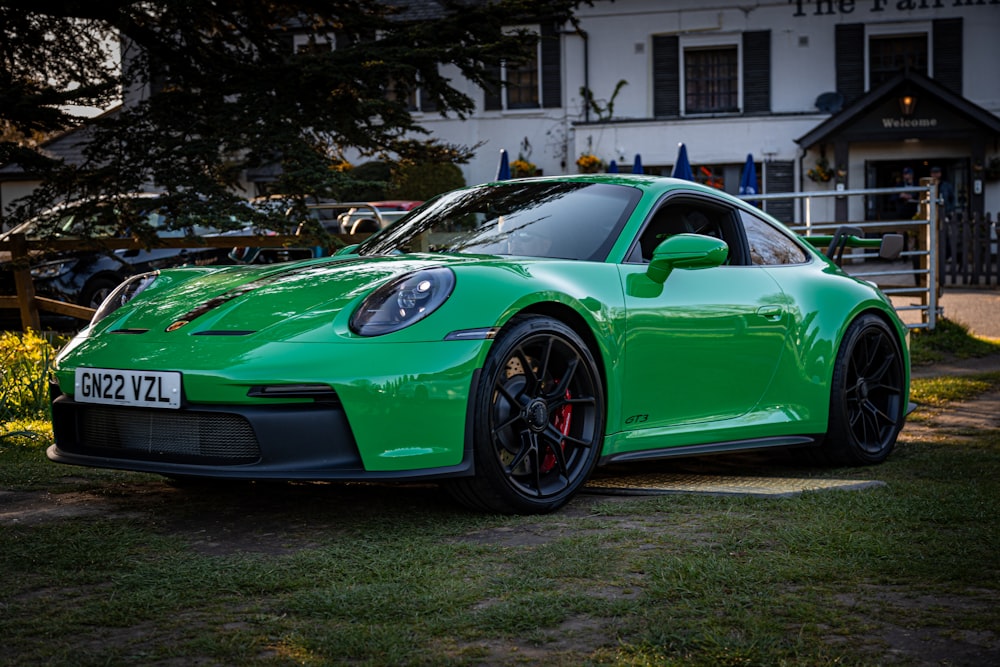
[93, 254, 482, 341]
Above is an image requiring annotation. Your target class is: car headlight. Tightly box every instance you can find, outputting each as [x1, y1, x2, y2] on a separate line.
[350, 267, 455, 336]
[91, 271, 159, 325]
[30, 260, 76, 280]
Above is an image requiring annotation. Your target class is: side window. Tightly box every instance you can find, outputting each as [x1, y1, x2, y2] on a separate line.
[741, 211, 808, 266]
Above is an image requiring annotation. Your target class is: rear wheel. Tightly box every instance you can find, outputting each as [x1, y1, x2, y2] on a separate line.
[822, 314, 906, 465]
[449, 315, 605, 514]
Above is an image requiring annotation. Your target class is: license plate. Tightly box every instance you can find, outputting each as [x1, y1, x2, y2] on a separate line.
[75, 368, 182, 409]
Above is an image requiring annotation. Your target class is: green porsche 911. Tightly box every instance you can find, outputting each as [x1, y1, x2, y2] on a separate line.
[48, 175, 910, 514]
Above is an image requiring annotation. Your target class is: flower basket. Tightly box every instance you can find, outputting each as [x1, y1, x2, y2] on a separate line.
[576, 153, 604, 174]
[807, 158, 834, 183]
[511, 158, 536, 178]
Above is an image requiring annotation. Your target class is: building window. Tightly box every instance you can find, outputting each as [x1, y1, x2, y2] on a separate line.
[387, 81, 437, 114]
[504, 52, 540, 109]
[385, 79, 419, 112]
[684, 46, 738, 114]
[292, 33, 335, 54]
[869, 34, 927, 87]
[655, 33, 769, 118]
[484, 25, 563, 112]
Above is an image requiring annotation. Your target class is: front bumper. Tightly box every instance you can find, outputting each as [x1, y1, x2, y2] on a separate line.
[48, 392, 475, 481]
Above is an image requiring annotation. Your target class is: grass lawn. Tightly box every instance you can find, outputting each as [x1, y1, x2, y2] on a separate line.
[1, 326, 999, 665]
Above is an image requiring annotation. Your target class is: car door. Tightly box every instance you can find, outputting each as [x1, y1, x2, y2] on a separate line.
[618, 199, 791, 431]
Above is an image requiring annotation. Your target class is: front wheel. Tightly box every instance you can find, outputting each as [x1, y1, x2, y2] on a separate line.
[448, 315, 605, 514]
[822, 313, 907, 466]
[79, 275, 123, 310]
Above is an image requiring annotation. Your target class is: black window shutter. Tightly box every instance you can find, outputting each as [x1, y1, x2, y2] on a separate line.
[835, 23, 864, 104]
[483, 62, 502, 111]
[933, 18, 962, 95]
[419, 86, 437, 113]
[742, 30, 770, 114]
[335, 31, 354, 48]
[540, 23, 562, 109]
[762, 160, 794, 223]
[652, 35, 679, 118]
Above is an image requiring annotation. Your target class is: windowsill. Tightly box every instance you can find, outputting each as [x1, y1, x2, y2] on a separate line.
[501, 107, 545, 115]
[476, 107, 554, 118]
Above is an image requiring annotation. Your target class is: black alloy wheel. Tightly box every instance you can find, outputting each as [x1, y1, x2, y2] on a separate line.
[449, 315, 605, 514]
[824, 313, 907, 465]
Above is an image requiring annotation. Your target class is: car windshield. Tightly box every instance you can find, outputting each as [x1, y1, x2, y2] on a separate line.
[357, 181, 641, 261]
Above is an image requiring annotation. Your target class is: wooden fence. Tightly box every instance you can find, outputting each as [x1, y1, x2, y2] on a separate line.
[2, 211, 996, 333]
[939, 211, 998, 287]
[0, 232, 365, 331]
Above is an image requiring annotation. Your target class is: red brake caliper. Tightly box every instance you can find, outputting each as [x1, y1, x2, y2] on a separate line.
[540, 388, 572, 473]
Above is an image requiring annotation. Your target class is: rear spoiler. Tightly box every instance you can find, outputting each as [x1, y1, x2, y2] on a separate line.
[802, 225, 904, 266]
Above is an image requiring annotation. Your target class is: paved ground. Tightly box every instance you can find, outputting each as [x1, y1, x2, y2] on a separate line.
[892, 288, 1000, 339]
[841, 258, 999, 337]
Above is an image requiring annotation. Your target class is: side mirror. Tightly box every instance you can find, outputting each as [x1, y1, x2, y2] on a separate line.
[335, 243, 360, 256]
[647, 233, 729, 283]
[879, 233, 904, 260]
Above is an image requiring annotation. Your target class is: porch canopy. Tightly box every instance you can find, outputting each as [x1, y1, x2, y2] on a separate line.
[796, 70, 1000, 221]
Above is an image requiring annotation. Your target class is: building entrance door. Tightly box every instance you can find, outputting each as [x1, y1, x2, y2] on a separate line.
[865, 159, 969, 221]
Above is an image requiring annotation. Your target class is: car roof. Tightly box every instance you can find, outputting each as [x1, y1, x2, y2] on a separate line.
[0, 192, 165, 241]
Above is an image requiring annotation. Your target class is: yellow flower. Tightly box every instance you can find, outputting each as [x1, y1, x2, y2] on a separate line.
[512, 158, 536, 177]
[576, 153, 604, 173]
[807, 158, 833, 183]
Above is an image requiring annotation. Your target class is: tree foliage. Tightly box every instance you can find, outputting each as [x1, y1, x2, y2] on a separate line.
[0, 0, 582, 234]
[390, 161, 466, 202]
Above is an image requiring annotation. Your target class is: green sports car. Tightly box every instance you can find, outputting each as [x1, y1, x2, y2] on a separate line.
[48, 175, 910, 514]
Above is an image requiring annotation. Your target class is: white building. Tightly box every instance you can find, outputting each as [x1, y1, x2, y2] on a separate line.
[400, 0, 1000, 224]
[5, 0, 999, 228]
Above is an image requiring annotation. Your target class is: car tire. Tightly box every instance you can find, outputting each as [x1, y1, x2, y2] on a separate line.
[822, 313, 906, 466]
[79, 275, 123, 310]
[448, 315, 605, 514]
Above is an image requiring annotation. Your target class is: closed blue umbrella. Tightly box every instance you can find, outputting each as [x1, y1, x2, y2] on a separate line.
[739, 153, 759, 207]
[496, 149, 511, 181]
[607, 159, 619, 173]
[671, 143, 693, 181]
[632, 153, 643, 174]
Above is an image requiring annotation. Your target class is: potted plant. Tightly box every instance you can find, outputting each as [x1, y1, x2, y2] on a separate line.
[807, 157, 834, 183]
[511, 155, 536, 178]
[576, 153, 604, 174]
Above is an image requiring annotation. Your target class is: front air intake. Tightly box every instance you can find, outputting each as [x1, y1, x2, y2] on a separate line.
[78, 406, 260, 464]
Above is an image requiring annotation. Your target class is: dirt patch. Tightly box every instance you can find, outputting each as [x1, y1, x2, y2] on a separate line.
[0, 488, 142, 526]
[830, 586, 1000, 665]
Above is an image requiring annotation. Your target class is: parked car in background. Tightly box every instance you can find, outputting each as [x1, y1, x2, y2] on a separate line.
[302, 201, 423, 235]
[0, 194, 285, 310]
